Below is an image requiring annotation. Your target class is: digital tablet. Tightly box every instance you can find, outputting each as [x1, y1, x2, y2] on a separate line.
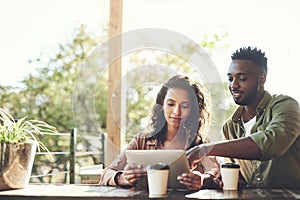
[125, 149, 190, 189]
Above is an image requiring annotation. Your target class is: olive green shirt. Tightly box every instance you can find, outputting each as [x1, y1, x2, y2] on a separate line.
[223, 91, 300, 188]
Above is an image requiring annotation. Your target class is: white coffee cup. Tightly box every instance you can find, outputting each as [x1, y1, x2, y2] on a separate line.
[146, 163, 169, 198]
[221, 163, 240, 190]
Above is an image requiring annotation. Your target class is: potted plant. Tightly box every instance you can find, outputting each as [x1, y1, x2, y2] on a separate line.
[0, 108, 57, 190]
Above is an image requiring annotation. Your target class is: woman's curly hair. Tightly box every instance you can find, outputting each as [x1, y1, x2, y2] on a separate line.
[146, 75, 208, 150]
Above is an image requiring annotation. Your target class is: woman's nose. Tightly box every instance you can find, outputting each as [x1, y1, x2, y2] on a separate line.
[173, 105, 181, 115]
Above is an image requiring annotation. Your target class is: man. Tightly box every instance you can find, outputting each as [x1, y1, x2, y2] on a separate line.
[186, 46, 300, 188]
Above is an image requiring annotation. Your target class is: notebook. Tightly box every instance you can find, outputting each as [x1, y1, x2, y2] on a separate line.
[125, 149, 190, 189]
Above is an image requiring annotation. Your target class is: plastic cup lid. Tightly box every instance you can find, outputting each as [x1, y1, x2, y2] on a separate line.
[146, 163, 169, 170]
[221, 163, 240, 168]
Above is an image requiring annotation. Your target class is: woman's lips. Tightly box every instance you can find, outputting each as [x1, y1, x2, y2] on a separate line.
[170, 117, 181, 122]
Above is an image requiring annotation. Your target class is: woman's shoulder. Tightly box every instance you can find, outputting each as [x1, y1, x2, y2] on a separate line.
[130, 130, 153, 144]
[127, 130, 157, 150]
[134, 130, 152, 138]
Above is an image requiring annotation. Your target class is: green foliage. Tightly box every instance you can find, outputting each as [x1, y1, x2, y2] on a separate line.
[0, 108, 57, 152]
[0, 24, 109, 183]
[1, 24, 108, 133]
[200, 32, 229, 50]
[0, 23, 237, 182]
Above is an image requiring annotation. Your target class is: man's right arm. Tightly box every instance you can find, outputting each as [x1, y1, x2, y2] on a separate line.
[186, 137, 261, 162]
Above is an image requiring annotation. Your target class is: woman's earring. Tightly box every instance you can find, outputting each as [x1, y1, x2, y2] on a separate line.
[183, 123, 187, 130]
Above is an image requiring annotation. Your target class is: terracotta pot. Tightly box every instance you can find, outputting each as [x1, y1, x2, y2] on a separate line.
[0, 141, 37, 191]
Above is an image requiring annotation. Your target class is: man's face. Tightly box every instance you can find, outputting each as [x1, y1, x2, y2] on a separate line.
[227, 59, 265, 106]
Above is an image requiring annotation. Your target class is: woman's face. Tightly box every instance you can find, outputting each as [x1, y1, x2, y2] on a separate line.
[163, 88, 191, 130]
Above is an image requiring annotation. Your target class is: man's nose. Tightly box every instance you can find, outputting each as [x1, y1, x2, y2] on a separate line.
[229, 78, 239, 89]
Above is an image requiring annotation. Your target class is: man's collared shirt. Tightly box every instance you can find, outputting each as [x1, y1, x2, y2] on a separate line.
[223, 91, 300, 188]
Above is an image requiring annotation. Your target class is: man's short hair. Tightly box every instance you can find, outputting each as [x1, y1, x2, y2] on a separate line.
[231, 46, 268, 74]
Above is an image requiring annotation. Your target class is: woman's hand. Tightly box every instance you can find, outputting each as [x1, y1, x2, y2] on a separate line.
[177, 171, 222, 190]
[116, 163, 147, 186]
[177, 171, 203, 190]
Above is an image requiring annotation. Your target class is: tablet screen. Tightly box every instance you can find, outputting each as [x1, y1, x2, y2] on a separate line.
[125, 149, 190, 189]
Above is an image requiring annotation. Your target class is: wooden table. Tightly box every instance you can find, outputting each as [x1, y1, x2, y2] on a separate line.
[0, 184, 299, 200]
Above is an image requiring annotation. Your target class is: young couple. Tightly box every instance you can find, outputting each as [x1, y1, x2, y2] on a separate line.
[99, 47, 300, 190]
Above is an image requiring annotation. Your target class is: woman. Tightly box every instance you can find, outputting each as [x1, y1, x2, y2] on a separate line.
[99, 75, 219, 190]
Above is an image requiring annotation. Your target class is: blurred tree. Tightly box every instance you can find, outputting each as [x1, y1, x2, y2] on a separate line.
[0, 24, 235, 182]
[19, 24, 108, 132]
[1, 24, 109, 183]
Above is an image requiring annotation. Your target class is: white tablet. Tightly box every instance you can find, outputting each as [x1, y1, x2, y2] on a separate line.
[125, 149, 190, 189]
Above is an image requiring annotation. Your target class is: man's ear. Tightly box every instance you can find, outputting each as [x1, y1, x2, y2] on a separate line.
[259, 73, 266, 86]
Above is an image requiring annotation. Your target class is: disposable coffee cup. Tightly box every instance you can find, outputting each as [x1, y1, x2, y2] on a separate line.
[146, 163, 169, 198]
[221, 163, 240, 190]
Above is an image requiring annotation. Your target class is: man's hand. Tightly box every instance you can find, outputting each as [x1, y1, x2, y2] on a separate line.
[186, 144, 214, 167]
[186, 146, 201, 167]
